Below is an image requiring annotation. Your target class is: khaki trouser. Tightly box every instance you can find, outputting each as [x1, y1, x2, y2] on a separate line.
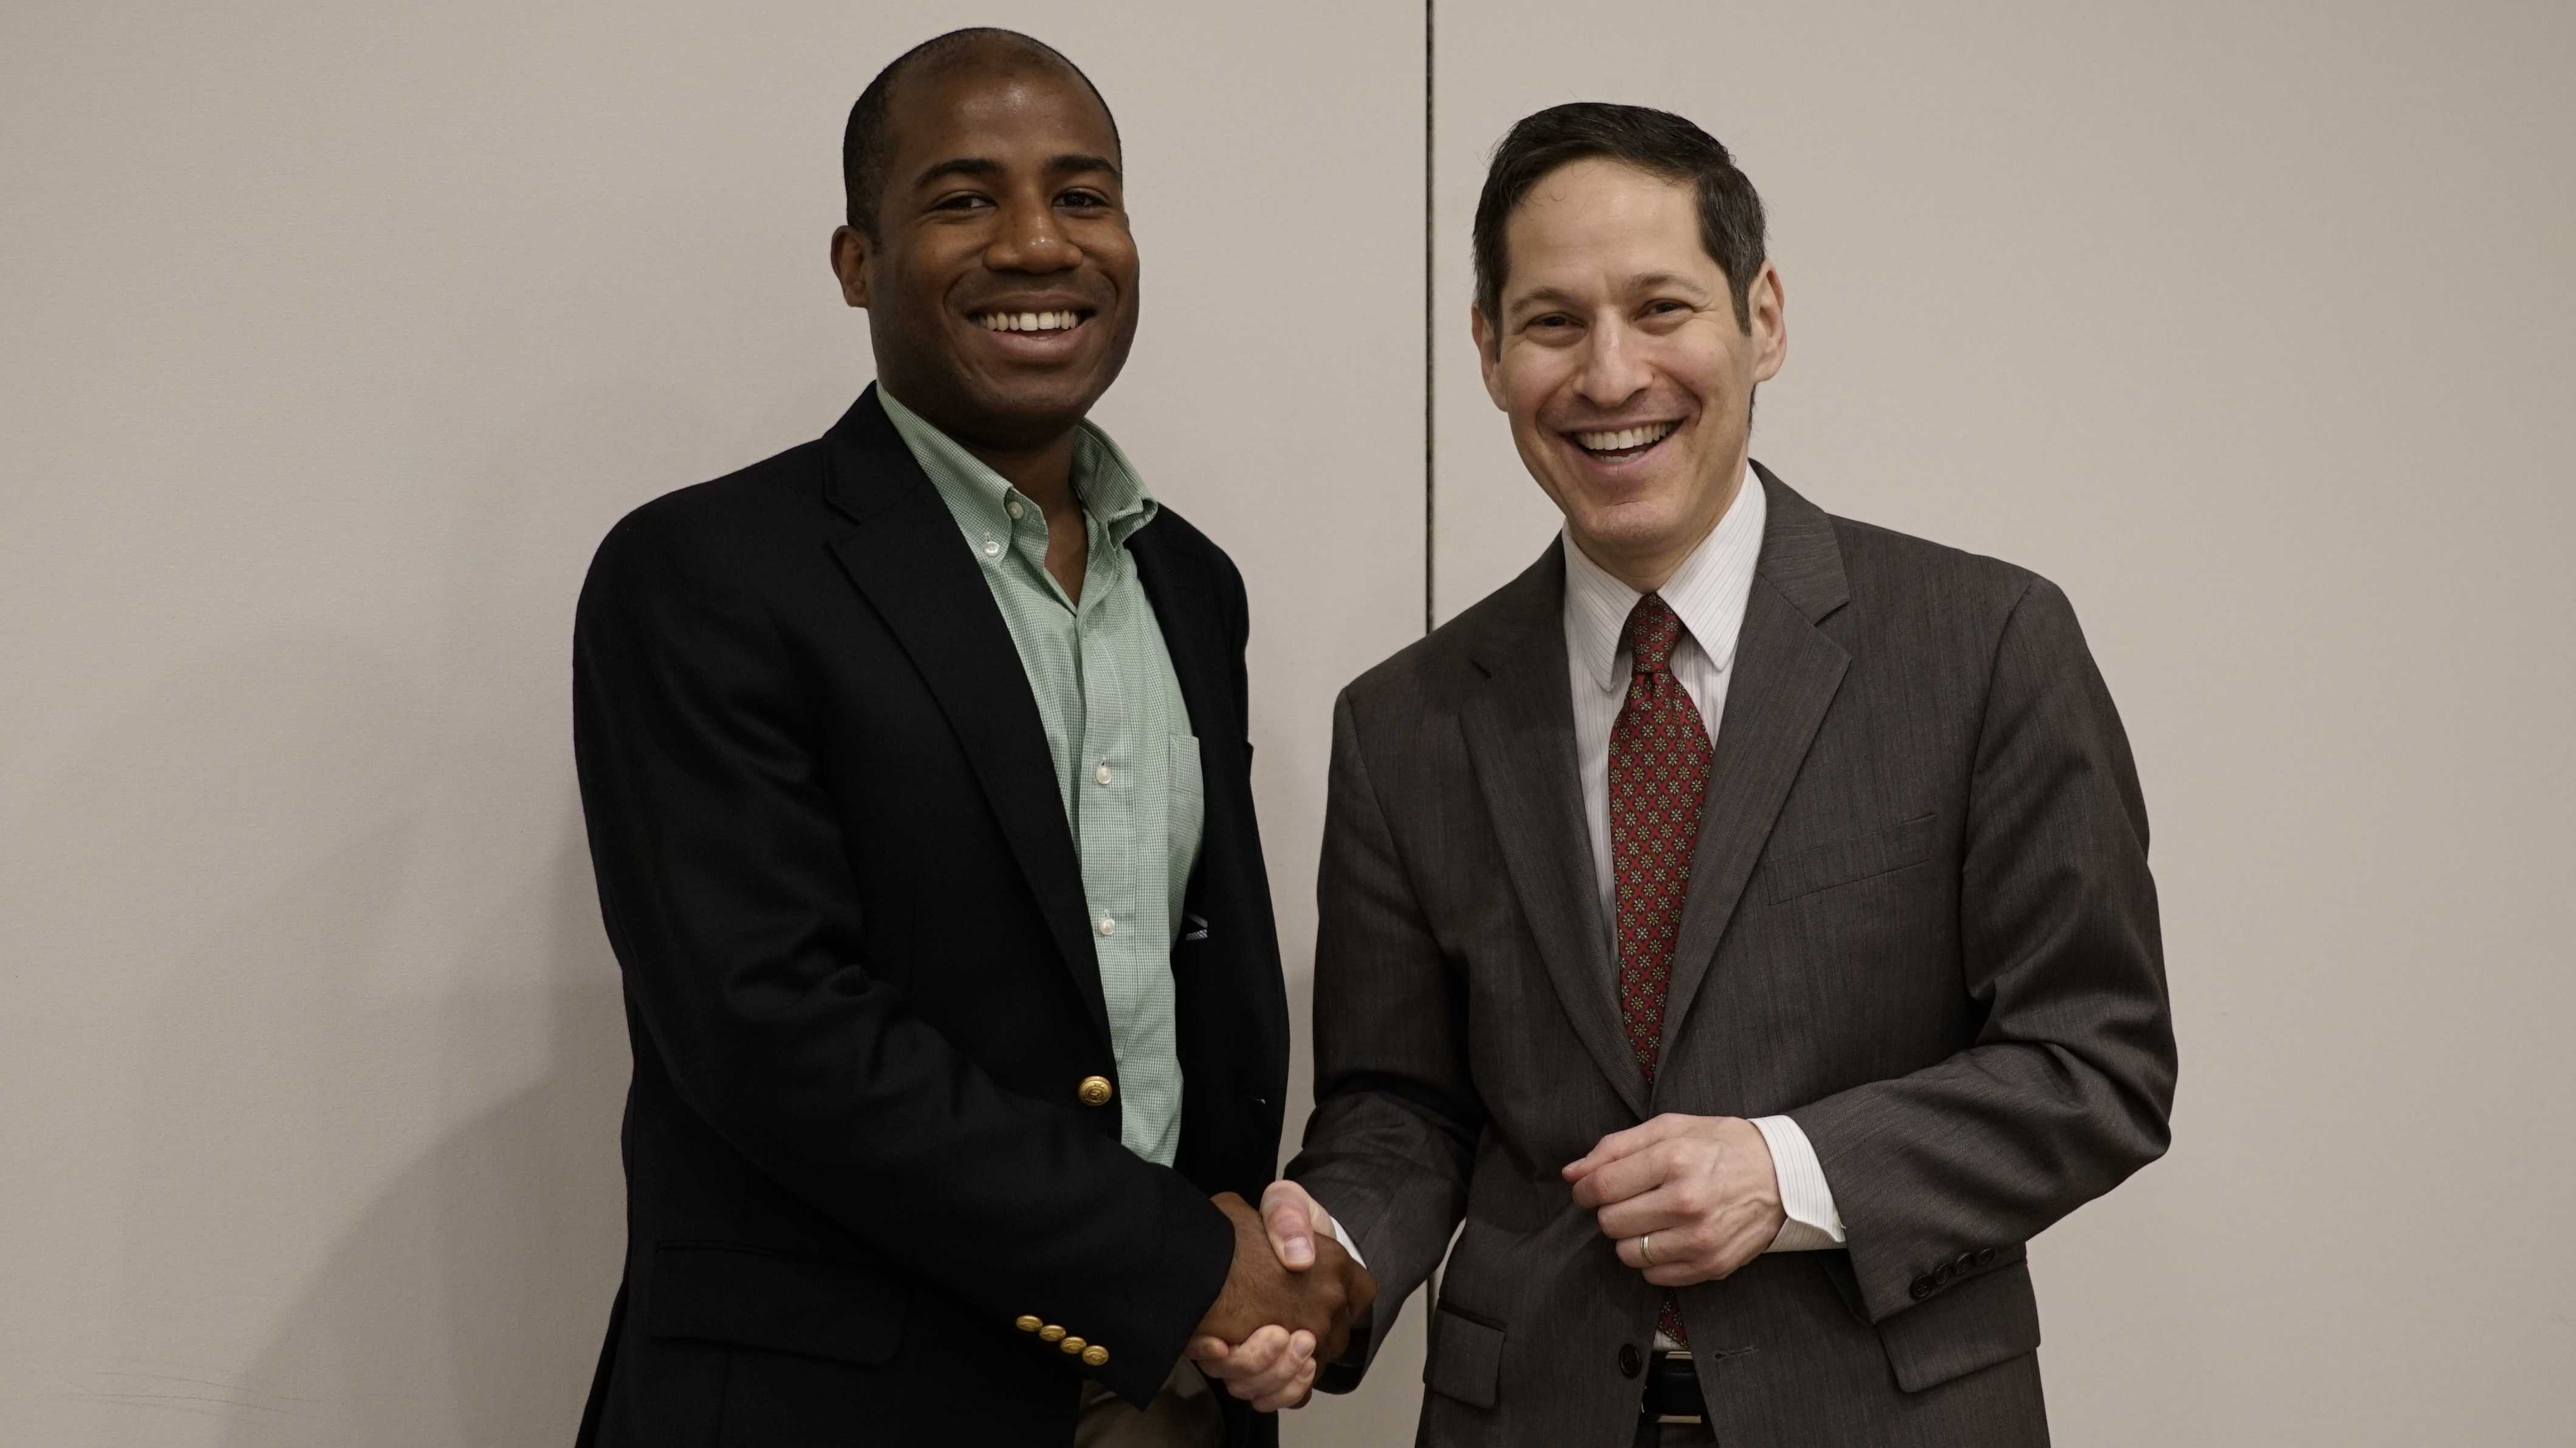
[1075, 1358, 1224, 1448]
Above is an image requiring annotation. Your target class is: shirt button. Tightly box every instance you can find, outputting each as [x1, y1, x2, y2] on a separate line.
[981, 537, 1002, 558]
[1097, 916, 1115, 937]
[1094, 762, 1114, 786]
[1007, 500, 1025, 521]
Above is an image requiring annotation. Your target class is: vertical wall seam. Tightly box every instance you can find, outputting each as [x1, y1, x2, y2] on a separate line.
[1423, 0, 1436, 637]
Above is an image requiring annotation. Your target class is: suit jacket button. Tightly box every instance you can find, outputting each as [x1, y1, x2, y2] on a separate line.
[1060, 1336, 1088, 1356]
[1014, 1315, 1042, 1333]
[1040, 1325, 1067, 1343]
[1618, 1344, 1644, 1379]
[1078, 1076, 1114, 1108]
[1083, 1345, 1111, 1368]
[1910, 1276, 1936, 1300]
[1976, 1248, 1998, 1266]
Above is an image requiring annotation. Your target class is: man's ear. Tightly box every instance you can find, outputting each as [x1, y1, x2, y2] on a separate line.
[1747, 260, 1786, 384]
[1470, 303, 1506, 409]
[830, 225, 871, 309]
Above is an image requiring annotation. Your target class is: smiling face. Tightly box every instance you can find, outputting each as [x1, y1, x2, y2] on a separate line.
[1474, 157, 1785, 590]
[832, 56, 1137, 453]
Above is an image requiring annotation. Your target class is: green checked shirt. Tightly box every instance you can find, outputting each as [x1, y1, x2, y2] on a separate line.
[877, 388, 1202, 1168]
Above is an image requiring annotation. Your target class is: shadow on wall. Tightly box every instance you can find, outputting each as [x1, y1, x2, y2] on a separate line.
[11, 635, 629, 1446]
[208, 831, 627, 1448]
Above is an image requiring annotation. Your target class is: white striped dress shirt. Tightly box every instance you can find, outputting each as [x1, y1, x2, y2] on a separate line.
[1559, 472, 1847, 1276]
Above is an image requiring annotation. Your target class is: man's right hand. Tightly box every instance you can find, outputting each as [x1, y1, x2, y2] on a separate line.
[1185, 1185, 1373, 1410]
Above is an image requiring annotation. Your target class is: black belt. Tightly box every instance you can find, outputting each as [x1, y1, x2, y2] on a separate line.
[1639, 1350, 1705, 1426]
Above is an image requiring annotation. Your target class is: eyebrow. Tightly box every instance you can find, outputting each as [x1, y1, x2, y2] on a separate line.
[911, 152, 1123, 191]
[1507, 285, 1587, 317]
[1628, 271, 1711, 296]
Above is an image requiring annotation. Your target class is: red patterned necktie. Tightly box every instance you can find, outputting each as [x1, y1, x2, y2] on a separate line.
[1608, 592, 1711, 1345]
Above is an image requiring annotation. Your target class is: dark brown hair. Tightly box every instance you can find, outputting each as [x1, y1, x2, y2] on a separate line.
[1473, 102, 1766, 340]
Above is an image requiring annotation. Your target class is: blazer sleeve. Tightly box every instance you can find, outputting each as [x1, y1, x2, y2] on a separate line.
[1789, 576, 2177, 1323]
[1287, 688, 1483, 1392]
[570, 508, 1233, 1407]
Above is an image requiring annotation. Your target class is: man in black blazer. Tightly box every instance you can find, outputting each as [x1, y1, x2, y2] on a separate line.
[570, 29, 1368, 1447]
[1210, 104, 2176, 1443]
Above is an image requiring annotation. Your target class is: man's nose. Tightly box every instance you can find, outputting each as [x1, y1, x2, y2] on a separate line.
[1574, 324, 1650, 410]
[985, 198, 1081, 273]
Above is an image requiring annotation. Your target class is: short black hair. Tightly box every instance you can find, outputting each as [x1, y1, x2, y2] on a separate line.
[1473, 102, 1766, 340]
[841, 28, 1121, 241]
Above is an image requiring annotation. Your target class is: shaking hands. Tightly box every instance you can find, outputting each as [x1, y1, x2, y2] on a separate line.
[1185, 1183, 1374, 1412]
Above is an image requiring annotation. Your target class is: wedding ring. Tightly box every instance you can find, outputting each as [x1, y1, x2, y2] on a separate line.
[1639, 1233, 1656, 1266]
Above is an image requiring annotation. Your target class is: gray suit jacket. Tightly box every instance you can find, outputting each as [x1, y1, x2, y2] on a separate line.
[1287, 467, 2175, 1446]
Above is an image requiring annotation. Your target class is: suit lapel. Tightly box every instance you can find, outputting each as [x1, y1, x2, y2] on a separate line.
[1128, 520, 1234, 909]
[818, 388, 1111, 1051]
[1656, 468, 1852, 1074]
[1461, 547, 1651, 1119]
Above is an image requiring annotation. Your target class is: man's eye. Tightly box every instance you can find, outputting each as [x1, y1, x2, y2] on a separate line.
[1059, 190, 1109, 208]
[1645, 300, 1687, 316]
[933, 194, 992, 212]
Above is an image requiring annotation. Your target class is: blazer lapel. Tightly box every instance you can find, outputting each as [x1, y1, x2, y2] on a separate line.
[1461, 546, 1651, 1119]
[1128, 519, 1235, 908]
[1656, 466, 1852, 1072]
[818, 388, 1111, 1051]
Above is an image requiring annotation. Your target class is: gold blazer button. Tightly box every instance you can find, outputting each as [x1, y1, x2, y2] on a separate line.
[1059, 1336, 1088, 1355]
[1039, 1324, 1066, 1343]
[1082, 1345, 1110, 1368]
[1077, 1076, 1114, 1107]
[1014, 1315, 1042, 1334]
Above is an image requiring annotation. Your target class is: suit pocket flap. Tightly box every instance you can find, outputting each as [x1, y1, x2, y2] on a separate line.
[646, 1241, 905, 1365]
[1422, 1303, 1506, 1409]
[1877, 1257, 2040, 1393]
[1763, 811, 1938, 903]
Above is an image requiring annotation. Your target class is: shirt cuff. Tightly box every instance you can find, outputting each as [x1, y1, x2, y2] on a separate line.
[1750, 1114, 1845, 1252]
[1324, 1214, 1366, 1271]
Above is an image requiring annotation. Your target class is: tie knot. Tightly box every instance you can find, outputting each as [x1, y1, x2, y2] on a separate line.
[1622, 593, 1685, 675]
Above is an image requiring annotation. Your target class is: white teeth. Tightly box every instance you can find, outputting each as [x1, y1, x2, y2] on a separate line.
[980, 310, 1083, 332]
[1575, 421, 1678, 452]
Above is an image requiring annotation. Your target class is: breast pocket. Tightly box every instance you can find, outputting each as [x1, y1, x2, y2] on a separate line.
[1761, 811, 1939, 904]
[1166, 734, 1205, 909]
[1168, 733, 1204, 828]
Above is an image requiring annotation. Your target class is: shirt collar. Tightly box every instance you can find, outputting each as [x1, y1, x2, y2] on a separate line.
[1561, 468, 1769, 692]
[875, 388, 1160, 550]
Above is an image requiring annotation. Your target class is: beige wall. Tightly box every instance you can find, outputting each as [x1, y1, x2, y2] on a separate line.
[1433, 4, 2576, 1445]
[0, 4, 1425, 1444]
[3, 4, 2569, 1446]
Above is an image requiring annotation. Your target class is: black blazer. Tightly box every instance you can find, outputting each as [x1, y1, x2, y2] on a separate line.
[570, 388, 1289, 1446]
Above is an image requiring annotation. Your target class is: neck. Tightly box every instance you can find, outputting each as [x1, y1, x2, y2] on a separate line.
[1581, 463, 1745, 595]
[875, 380, 1087, 519]
[962, 431, 1081, 518]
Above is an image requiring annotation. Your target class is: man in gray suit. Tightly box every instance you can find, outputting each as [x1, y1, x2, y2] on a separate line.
[1194, 103, 2176, 1443]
